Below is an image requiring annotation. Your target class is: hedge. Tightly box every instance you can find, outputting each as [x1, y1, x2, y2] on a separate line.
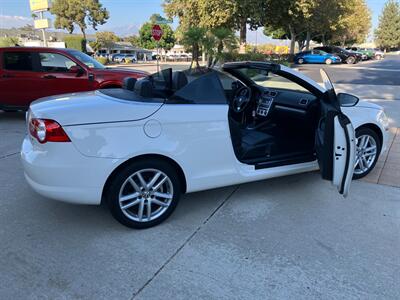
[220, 52, 291, 66]
[95, 57, 108, 65]
[64, 36, 87, 52]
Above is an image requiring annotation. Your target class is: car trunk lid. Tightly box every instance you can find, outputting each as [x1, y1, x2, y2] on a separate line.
[29, 90, 164, 126]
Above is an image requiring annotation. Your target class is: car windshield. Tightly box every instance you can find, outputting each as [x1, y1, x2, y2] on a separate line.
[236, 67, 309, 93]
[68, 50, 106, 69]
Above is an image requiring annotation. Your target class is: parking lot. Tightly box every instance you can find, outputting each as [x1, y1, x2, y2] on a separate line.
[1, 57, 400, 299]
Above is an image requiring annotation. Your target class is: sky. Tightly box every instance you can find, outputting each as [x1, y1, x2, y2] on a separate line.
[0, 0, 387, 43]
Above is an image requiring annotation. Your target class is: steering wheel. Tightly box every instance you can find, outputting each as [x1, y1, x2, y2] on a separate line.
[232, 86, 252, 113]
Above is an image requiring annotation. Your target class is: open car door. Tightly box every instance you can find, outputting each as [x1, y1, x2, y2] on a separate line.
[316, 69, 356, 197]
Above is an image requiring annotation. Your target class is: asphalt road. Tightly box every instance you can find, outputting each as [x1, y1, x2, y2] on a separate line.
[296, 54, 400, 85]
[1, 58, 400, 299]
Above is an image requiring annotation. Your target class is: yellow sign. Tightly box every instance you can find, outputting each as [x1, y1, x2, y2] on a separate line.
[29, 0, 51, 12]
[34, 18, 51, 29]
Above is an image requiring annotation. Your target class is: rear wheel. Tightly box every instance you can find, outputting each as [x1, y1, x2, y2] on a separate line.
[297, 58, 304, 64]
[325, 58, 333, 65]
[375, 54, 382, 60]
[106, 159, 181, 229]
[346, 56, 356, 64]
[353, 127, 381, 179]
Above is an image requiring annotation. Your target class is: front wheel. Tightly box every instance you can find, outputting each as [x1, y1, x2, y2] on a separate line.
[106, 159, 181, 229]
[297, 58, 304, 64]
[353, 127, 381, 179]
[325, 58, 332, 65]
[346, 56, 355, 64]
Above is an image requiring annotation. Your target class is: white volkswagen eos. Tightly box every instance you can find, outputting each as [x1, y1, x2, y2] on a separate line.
[21, 62, 389, 228]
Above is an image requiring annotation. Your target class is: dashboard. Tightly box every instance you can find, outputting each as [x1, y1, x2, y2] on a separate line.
[255, 87, 317, 118]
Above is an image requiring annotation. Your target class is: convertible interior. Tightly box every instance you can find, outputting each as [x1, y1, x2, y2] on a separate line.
[112, 67, 322, 169]
[222, 68, 321, 169]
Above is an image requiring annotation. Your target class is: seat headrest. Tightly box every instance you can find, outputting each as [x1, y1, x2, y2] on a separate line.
[122, 77, 137, 91]
[134, 79, 153, 97]
[172, 71, 188, 90]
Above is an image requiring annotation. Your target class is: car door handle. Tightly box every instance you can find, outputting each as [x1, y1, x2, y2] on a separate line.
[43, 75, 56, 79]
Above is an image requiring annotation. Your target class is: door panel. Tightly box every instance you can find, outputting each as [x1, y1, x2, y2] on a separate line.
[316, 70, 356, 197]
[0, 51, 43, 107]
[36, 52, 95, 98]
[333, 115, 355, 196]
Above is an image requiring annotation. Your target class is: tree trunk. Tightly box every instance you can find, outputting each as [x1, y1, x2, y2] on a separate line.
[80, 27, 87, 40]
[322, 34, 326, 45]
[239, 18, 247, 54]
[305, 30, 311, 50]
[289, 25, 296, 58]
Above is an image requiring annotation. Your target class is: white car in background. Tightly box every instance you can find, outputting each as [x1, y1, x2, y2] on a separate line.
[21, 62, 389, 228]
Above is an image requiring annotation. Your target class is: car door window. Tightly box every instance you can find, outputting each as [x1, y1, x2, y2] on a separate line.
[3, 52, 34, 71]
[171, 70, 227, 104]
[39, 53, 77, 72]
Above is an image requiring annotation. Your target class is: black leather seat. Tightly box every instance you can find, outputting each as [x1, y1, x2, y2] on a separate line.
[230, 118, 275, 160]
[134, 79, 153, 97]
[172, 71, 188, 90]
[123, 77, 137, 91]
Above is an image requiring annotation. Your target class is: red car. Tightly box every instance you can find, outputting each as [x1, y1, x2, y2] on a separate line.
[0, 47, 148, 111]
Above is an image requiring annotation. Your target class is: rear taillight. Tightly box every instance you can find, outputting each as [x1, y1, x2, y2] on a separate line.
[29, 118, 71, 144]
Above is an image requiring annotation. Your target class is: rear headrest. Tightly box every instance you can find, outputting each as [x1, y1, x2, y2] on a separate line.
[122, 77, 137, 91]
[172, 71, 188, 90]
[134, 79, 153, 97]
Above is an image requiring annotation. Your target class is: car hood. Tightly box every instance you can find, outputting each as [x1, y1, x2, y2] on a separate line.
[30, 90, 164, 126]
[355, 100, 382, 110]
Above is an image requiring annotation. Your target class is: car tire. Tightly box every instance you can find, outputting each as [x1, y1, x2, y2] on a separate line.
[353, 127, 381, 180]
[325, 58, 332, 65]
[106, 159, 181, 229]
[375, 55, 382, 60]
[297, 58, 304, 64]
[121, 59, 126, 63]
[346, 56, 355, 64]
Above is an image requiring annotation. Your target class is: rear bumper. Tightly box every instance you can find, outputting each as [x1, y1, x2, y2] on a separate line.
[21, 136, 118, 205]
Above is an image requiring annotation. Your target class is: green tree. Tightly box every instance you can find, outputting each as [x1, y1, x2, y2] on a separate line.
[375, 0, 400, 50]
[329, 0, 371, 46]
[95, 31, 119, 53]
[164, 0, 267, 52]
[138, 14, 175, 50]
[125, 35, 140, 47]
[51, 0, 109, 39]
[180, 27, 207, 68]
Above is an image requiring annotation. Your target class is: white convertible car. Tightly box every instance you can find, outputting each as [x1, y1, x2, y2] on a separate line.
[21, 62, 389, 228]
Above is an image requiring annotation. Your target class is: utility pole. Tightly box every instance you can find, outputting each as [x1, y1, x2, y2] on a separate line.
[39, 11, 47, 47]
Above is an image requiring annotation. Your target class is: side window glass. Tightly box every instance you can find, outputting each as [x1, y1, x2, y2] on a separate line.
[39, 53, 77, 72]
[3, 52, 34, 71]
[172, 71, 227, 104]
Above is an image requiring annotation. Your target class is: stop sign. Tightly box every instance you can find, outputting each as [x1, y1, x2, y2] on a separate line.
[152, 24, 163, 41]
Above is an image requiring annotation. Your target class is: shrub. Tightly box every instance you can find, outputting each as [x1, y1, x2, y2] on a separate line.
[220, 52, 290, 66]
[0, 37, 20, 47]
[64, 36, 87, 52]
[95, 57, 108, 65]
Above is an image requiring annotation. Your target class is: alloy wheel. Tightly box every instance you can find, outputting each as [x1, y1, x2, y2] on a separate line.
[118, 169, 174, 222]
[298, 58, 304, 64]
[325, 58, 332, 65]
[354, 134, 377, 175]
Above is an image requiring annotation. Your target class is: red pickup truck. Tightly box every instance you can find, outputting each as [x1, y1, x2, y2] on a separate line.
[0, 47, 148, 111]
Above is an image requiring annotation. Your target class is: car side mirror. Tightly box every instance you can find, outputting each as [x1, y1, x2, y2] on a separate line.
[69, 65, 84, 76]
[338, 93, 359, 107]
